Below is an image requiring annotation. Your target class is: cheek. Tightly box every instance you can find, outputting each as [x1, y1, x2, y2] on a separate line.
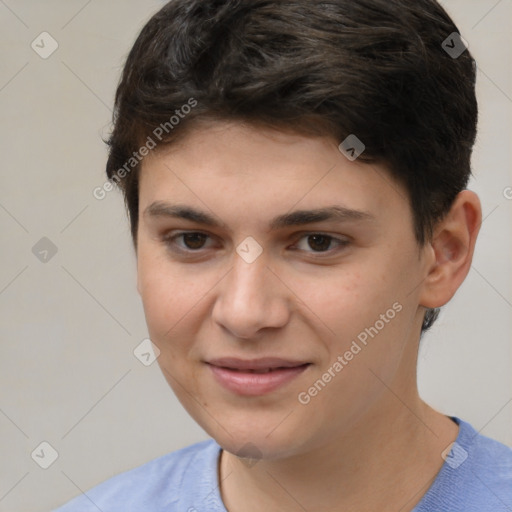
[302, 266, 388, 337]
[137, 255, 208, 403]
[137, 250, 200, 347]
[304, 260, 413, 366]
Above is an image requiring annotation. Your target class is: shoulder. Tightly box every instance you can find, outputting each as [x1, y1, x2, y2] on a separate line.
[414, 416, 512, 512]
[53, 439, 223, 512]
[469, 420, 512, 489]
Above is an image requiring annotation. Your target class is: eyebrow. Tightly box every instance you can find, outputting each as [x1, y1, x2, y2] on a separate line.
[143, 201, 375, 231]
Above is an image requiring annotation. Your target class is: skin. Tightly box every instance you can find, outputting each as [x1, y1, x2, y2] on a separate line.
[136, 121, 481, 512]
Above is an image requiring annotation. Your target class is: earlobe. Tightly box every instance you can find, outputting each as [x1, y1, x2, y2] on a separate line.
[419, 190, 482, 308]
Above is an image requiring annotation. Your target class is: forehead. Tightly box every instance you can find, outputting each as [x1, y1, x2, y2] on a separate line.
[138, 121, 411, 234]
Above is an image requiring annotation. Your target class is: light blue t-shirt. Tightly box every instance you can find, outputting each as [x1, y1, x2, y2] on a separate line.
[53, 417, 512, 511]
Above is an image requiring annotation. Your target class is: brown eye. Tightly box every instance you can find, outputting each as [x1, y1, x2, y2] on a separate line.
[162, 231, 213, 253]
[181, 233, 208, 250]
[306, 234, 333, 252]
[292, 233, 349, 255]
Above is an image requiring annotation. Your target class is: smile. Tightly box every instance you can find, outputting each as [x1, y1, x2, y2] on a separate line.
[206, 359, 311, 396]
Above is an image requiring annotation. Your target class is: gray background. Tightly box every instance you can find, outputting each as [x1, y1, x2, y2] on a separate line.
[0, 1, 511, 511]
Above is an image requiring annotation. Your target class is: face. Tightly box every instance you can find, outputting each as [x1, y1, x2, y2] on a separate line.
[136, 121, 432, 460]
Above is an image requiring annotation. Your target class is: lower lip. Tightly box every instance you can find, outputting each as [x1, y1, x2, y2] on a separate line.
[208, 364, 310, 396]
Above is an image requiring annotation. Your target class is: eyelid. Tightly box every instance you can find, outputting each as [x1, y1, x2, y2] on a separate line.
[162, 230, 350, 256]
[290, 232, 350, 254]
[162, 231, 217, 252]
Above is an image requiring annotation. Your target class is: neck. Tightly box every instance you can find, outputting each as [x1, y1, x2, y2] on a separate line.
[219, 394, 459, 512]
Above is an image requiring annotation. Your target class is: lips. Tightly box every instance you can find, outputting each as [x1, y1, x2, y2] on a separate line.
[207, 357, 310, 371]
[227, 367, 284, 374]
[206, 358, 311, 395]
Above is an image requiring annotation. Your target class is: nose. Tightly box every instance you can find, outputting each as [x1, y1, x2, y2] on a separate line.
[211, 251, 291, 340]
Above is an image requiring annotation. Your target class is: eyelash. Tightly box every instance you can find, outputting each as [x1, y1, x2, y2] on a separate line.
[161, 231, 350, 257]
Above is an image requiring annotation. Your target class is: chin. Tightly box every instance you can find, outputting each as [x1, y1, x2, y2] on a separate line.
[201, 417, 308, 461]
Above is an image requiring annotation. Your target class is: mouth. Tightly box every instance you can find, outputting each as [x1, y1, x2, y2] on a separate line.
[222, 367, 306, 373]
[205, 358, 311, 395]
[207, 357, 311, 371]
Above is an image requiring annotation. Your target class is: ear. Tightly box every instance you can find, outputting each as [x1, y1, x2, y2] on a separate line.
[419, 190, 482, 308]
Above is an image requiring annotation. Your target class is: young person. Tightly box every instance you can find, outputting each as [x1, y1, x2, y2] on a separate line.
[55, 0, 512, 510]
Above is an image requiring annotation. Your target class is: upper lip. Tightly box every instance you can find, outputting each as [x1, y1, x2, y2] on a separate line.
[206, 357, 310, 371]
